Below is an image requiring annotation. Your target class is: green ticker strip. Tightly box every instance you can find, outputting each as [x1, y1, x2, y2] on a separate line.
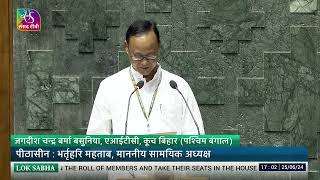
[13, 163, 59, 173]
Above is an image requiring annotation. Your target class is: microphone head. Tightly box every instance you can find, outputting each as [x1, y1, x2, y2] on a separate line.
[136, 80, 144, 89]
[169, 80, 178, 89]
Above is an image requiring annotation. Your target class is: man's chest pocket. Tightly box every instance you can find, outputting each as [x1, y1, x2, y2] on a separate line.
[158, 101, 183, 125]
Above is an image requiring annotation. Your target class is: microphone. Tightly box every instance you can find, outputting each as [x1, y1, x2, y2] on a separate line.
[169, 80, 200, 135]
[136, 80, 144, 89]
[125, 80, 144, 135]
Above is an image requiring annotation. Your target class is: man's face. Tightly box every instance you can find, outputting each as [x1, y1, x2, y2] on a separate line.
[125, 31, 159, 76]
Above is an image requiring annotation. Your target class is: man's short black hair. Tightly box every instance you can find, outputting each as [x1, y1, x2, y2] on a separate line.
[125, 20, 160, 44]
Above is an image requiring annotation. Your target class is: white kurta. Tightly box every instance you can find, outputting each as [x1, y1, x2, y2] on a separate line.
[87, 65, 205, 135]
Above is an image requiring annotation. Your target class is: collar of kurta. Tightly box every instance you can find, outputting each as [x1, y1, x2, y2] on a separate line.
[130, 63, 162, 91]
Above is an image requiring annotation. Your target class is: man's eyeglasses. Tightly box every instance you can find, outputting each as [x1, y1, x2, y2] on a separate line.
[131, 53, 159, 61]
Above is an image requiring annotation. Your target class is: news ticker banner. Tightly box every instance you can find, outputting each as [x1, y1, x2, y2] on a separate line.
[12, 162, 308, 173]
[11, 135, 308, 179]
[11, 162, 308, 180]
[11, 146, 308, 162]
[11, 135, 239, 147]
[11, 135, 236, 162]
[11, 135, 307, 162]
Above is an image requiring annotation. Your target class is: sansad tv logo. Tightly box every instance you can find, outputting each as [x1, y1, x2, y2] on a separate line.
[17, 9, 41, 31]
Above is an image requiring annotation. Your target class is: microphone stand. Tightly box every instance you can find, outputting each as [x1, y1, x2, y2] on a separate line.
[125, 81, 144, 135]
[170, 80, 200, 135]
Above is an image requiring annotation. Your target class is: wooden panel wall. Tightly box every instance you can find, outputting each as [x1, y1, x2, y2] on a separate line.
[0, 0, 12, 179]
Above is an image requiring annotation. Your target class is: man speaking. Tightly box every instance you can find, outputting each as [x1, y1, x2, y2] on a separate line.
[87, 20, 205, 135]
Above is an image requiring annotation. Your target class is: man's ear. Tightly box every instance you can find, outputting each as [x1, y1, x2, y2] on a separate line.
[157, 48, 160, 62]
[124, 40, 129, 54]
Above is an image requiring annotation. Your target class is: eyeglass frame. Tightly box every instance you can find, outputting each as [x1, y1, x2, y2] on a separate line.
[129, 52, 160, 61]
[125, 39, 160, 61]
[126, 46, 160, 61]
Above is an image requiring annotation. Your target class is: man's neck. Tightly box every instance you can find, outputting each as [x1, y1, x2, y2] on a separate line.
[143, 64, 159, 82]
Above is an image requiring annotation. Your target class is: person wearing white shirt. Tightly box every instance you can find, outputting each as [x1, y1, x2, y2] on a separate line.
[87, 20, 205, 135]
